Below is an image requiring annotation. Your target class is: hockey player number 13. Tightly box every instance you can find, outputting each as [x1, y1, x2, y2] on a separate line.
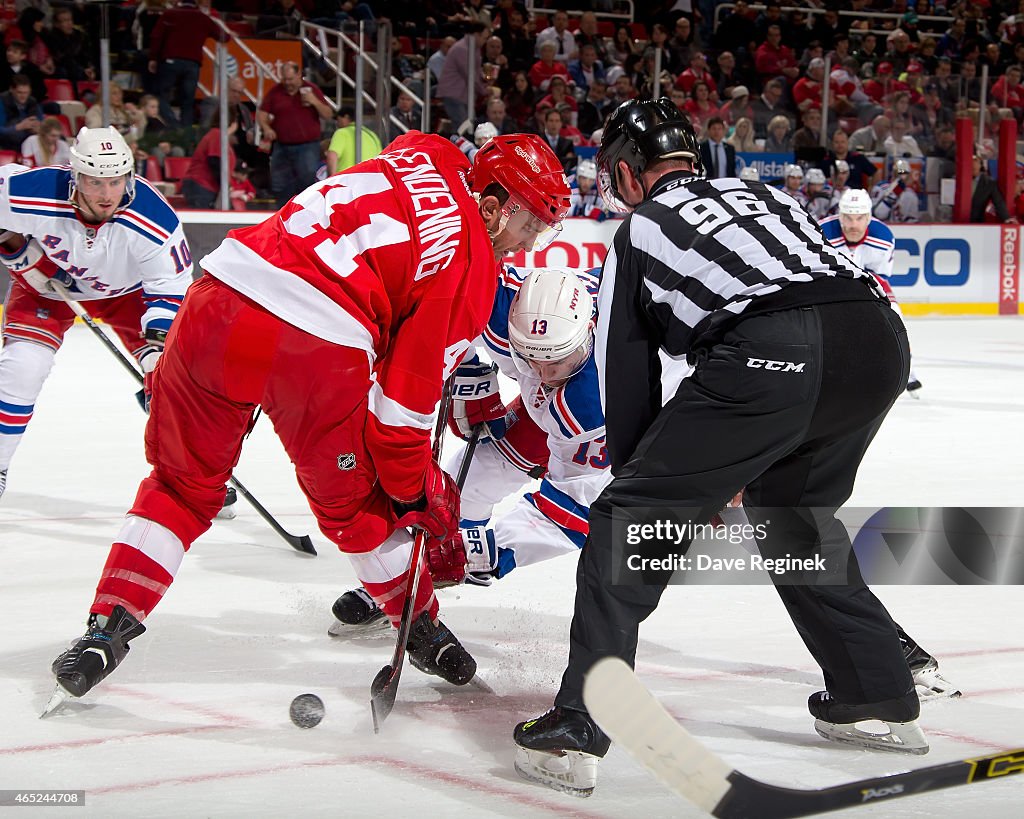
[281, 172, 411, 276]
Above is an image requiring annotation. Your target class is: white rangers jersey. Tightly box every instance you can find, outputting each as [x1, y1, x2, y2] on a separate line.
[819, 214, 895, 280]
[870, 179, 919, 223]
[448, 266, 611, 578]
[0, 164, 190, 337]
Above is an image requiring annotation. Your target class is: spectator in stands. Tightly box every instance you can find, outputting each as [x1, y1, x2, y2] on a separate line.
[826, 33, 851, 68]
[684, 80, 720, 135]
[763, 114, 793, 153]
[387, 91, 419, 144]
[574, 12, 609, 66]
[568, 43, 605, 93]
[87, 82, 144, 135]
[712, 1, 757, 62]
[727, 116, 758, 153]
[0, 40, 48, 105]
[539, 76, 578, 127]
[496, 8, 535, 74]
[539, 107, 575, 173]
[666, 15, 694, 75]
[884, 29, 914, 75]
[19, 115, 70, 167]
[258, 62, 334, 207]
[755, 25, 799, 88]
[712, 51, 747, 101]
[991, 66, 1024, 121]
[17, 8, 54, 77]
[577, 78, 610, 138]
[428, 36, 457, 89]
[325, 106, 382, 175]
[937, 17, 968, 62]
[854, 32, 879, 68]
[536, 10, 575, 64]
[720, 86, 753, 128]
[831, 57, 876, 121]
[437, 22, 492, 131]
[700, 117, 736, 179]
[958, 60, 983, 107]
[483, 35, 511, 94]
[610, 71, 638, 106]
[754, 1, 786, 44]
[0, 75, 42, 150]
[148, 0, 227, 145]
[528, 39, 570, 93]
[825, 128, 881, 190]
[608, 25, 639, 67]
[480, 97, 517, 135]
[256, 0, 306, 38]
[503, 71, 536, 129]
[181, 122, 236, 209]
[792, 107, 823, 153]
[850, 114, 891, 155]
[890, 91, 925, 140]
[928, 125, 956, 164]
[916, 37, 939, 75]
[793, 57, 825, 114]
[884, 117, 922, 158]
[750, 78, 790, 140]
[675, 52, 716, 98]
[45, 7, 96, 92]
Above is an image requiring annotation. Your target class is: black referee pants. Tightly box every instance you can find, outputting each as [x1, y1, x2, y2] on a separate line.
[555, 299, 916, 712]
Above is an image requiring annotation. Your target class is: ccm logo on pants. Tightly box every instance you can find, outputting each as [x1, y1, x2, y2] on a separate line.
[746, 358, 806, 372]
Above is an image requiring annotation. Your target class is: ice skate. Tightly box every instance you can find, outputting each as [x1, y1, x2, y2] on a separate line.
[899, 628, 961, 699]
[51, 606, 146, 698]
[513, 706, 610, 797]
[328, 587, 388, 638]
[215, 485, 237, 520]
[906, 376, 923, 398]
[405, 612, 476, 685]
[809, 691, 928, 755]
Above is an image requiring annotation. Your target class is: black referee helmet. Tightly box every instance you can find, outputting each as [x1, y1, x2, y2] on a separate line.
[596, 97, 704, 211]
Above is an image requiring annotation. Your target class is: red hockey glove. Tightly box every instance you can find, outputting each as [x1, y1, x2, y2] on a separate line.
[447, 359, 508, 440]
[137, 345, 162, 414]
[0, 233, 72, 294]
[392, 460, 461, 543]
[426, 531, 468, 587]
[427, 526, 500, 587]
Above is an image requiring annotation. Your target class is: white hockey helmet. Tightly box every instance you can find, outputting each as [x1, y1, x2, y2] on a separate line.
[784, 163, 804, 179]
[839, 188, 872, 215]
[474, 121, 499, 147]
[806, 168, 826, 185]
[576, 158, 598, 181]
[894, 158, 911, 175]
[508, 269, 594, 385]
[69, 126, 135, 207]
[739, 165, 760, 181]
[834, 159, 850, 174]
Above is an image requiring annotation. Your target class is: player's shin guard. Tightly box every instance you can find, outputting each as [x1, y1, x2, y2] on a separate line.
[347, 531, 440, 627]
[92, 516, 184, 620]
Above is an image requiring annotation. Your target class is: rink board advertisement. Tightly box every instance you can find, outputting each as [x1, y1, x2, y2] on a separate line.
[0, 216, 1020, 316]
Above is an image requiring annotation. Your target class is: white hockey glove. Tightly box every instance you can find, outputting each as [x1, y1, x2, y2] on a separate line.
[0, 233, 72, 294]
[426, 525, 499, 587]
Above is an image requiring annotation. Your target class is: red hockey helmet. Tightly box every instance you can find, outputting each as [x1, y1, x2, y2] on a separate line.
[470, 134, 571, 249]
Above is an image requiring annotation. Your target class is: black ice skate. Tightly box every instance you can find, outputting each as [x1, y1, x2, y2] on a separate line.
[0, 469, 6, 500]
[808, 690, 928, 754]
[215, 485, 237, 520]
[906, 377, 923, 398]
[52, 606, 146, 698]
[897, 626, 962, 699]
[513, 706, 611, 797]
[328, 587, 388, 638]
[405, 612, 476, 685]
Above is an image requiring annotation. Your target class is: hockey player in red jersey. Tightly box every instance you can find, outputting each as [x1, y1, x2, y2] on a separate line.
[50, 131, 571, 703]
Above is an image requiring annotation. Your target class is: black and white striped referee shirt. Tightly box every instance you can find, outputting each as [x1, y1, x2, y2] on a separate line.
[594, 171, 886, 472]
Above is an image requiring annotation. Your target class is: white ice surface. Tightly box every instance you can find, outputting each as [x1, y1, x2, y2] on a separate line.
[1, 317, 1022, 818]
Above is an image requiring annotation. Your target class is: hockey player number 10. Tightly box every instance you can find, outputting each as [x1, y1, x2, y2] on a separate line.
[680, 190, 770, 235]
[281, 173, 411, 277]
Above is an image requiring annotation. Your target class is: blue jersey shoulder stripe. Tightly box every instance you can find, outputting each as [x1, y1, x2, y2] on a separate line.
[127, 179, 181, 235]
[8, 166, 72, 202]
[550, 355, 604, 436]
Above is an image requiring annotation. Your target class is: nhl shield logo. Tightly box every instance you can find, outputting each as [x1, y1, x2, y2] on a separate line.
[337, 453, 357, 471]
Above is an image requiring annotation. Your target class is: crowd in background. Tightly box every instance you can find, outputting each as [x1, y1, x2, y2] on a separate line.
[3, 0, 1024, 223]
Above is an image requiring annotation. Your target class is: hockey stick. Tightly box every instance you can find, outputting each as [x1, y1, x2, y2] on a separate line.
[48, 281, 317, 556]
[370, 381, 465, 733]
[584, 657, 1024, 819]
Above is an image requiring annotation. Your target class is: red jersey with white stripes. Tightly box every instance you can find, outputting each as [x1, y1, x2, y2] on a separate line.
[200, 132, 500, 502]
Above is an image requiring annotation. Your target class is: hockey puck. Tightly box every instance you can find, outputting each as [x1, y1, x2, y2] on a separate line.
[289, 693, 325, 729]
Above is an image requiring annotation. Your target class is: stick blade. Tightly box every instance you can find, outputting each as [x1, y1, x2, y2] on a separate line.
[584, 658, 733, 814]
[289, 535, 317, 556]
[370, 663, 400, 734]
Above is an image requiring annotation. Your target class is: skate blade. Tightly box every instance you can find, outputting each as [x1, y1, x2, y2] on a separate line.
[327, 616, 390, 640]
[814, 718, 929, 755]
[913, 668, 962, 700]
[214, 506, 237, 521]
[513, 746, 598, 797]
[40, 684, 70, 718]
[469, 674, 494, 695]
